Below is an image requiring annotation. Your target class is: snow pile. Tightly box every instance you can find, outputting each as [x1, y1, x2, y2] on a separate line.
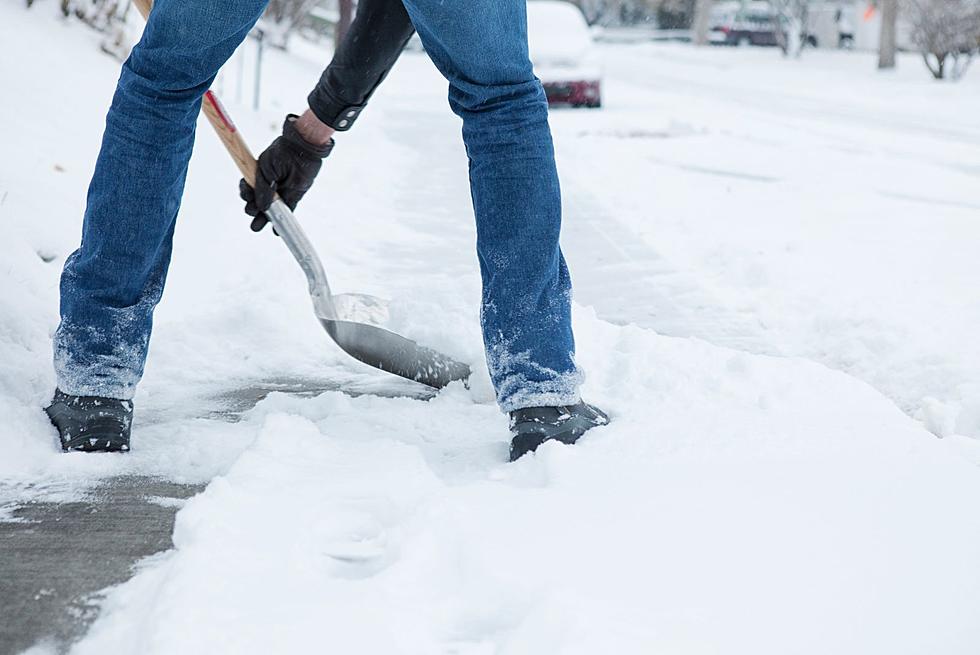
[0, 228, 62, 473]
[0, 5, 111, 487]
[72, 311, 980, 654]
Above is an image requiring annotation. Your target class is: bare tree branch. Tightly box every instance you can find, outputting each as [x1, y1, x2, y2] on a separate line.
[769, 0, 811, 58]
[903, 0, 980, 80]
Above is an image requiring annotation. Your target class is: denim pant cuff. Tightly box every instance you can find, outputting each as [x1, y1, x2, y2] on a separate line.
[55, 373, 138, 401]
[497, 370, 584, 413]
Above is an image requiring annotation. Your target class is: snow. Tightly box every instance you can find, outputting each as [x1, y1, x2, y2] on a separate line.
[2, 2, 980, 653]
[68, 356, 980, 654]
[551, 44, 980, 442]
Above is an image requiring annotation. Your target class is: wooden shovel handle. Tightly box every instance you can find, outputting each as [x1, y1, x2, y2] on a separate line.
[131, 0, 259, 187]
[200, 92, 259, 188]
[131, 0, 152, 20]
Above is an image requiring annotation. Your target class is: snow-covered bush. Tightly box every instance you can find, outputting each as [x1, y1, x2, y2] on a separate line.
[902, 0, 980, 79]
[28, 0, 135, 61]
[57, 0, 126, 30]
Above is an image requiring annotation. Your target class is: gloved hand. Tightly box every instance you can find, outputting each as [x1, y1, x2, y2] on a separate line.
[240, 114, 334, 232]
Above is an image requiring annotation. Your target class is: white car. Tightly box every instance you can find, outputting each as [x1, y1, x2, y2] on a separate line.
[708, 0, 780, 47]
[527, 0, 602, 108]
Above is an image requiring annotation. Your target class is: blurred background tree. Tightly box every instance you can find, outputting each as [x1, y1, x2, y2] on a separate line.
[769, 0, 811, 56]
[262, 0, 322, 48]
[878, 0, 899, 68]
[692, 0, 714, 44]
[901, 0, 980, 79]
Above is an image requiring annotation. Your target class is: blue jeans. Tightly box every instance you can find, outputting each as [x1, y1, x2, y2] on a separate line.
[55, 0, 582, 412]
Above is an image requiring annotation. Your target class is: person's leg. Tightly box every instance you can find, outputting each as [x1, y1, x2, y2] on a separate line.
[54, 0, 268, 399]
[399, 0, 582, 412]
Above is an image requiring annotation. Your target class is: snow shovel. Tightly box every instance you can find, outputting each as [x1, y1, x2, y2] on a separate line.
[133, 0, 471, 389]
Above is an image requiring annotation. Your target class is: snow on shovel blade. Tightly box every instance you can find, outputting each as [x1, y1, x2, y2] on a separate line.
[322, 319, 471, 389]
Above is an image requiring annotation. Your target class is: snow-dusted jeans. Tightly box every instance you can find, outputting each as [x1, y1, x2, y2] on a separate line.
[55, 0, 582, 412]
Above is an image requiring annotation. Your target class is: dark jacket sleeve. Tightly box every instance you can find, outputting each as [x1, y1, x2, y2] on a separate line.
[307, 0, 416, 131]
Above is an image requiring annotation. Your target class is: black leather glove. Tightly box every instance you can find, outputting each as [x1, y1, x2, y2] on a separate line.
[240, 114, 334, 232]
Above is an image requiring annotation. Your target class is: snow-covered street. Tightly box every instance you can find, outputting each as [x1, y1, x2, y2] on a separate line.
[2, 2, 980, 653]
[557, 43, 980, 443]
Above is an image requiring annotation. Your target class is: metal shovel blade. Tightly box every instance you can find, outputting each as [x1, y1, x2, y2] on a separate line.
[265, 200, 471, 389]
[322, 319, 471, 388]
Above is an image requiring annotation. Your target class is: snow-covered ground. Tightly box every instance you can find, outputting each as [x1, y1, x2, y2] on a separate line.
[2, 3, 980, 653]
[554, 43, 980, 444]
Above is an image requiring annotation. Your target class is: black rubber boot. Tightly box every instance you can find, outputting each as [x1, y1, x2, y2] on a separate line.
[509, 401, 609, 461]
[44, 390, 133, 453]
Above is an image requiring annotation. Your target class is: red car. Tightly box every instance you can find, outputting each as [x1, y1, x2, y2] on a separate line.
[527, 1, 603, 108]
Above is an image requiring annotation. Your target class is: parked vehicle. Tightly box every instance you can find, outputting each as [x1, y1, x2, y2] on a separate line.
[708, 1, 779, 47]
[527, 1, 602, 108]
